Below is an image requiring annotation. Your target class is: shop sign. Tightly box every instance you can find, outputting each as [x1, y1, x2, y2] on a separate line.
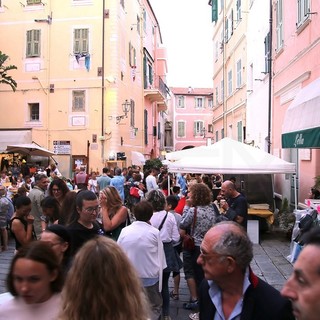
[53, 141, 71, 155]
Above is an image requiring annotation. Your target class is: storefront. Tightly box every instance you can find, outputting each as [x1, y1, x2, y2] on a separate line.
[281, 77, 320, 205]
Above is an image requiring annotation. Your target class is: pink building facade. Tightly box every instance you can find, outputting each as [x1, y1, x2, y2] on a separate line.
[272, 0, 320, 205]
[170, 87, 214, 151]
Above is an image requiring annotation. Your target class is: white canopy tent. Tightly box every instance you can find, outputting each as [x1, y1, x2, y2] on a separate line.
[167, 138, 297, 209]
[167, 138, 296, 174]
[131, 151, 146, 166]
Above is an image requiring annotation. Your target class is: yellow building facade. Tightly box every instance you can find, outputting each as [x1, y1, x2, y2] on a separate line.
[211, 0, 247, 142]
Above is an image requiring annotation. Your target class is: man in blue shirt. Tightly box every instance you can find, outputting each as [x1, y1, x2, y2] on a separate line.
[110, 167, 125, 202]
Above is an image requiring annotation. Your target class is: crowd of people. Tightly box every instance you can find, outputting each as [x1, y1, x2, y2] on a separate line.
[0, 161, 319, 320]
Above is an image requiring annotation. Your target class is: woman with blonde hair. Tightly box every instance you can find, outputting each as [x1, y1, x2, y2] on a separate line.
[59, 237, 149, 320]
[99, 186, 129, 241]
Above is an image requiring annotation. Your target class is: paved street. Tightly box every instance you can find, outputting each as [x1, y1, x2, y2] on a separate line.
[0, 231, 293, 319]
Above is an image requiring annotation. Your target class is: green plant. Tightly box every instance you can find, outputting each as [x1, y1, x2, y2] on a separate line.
[0, 51, 17, 92]
[313, 176, 320, 190]
[277, 197, 295, 236]
[143, 158, 163, 172]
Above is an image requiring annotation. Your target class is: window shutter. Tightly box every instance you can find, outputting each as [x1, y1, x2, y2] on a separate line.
[193, 122, 197, 136]
[143, 56, 147, 89]
[129, 42, 132, 66]
[74, 29, 80, 53]
[33, 30, 40, 56]
[26, 31, 32, 56]
[130, 99, 135, 127]
[144, 109, 148, 145]
[211, 0, 218, 22]
[81, 29, 88, 53]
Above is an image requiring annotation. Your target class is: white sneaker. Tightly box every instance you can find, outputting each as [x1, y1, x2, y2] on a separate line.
[189, 312, 199, 320]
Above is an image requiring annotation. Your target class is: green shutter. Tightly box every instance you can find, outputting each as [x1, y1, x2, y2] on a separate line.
[143, 55, 147, 89]
[212, 0, 218, 22]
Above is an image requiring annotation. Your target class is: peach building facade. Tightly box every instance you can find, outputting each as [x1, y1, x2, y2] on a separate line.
[0, 0, 168, 177]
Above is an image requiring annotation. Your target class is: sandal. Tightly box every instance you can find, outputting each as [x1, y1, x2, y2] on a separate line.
[183, 300, 199, 310]
[169, 290, 179, 300]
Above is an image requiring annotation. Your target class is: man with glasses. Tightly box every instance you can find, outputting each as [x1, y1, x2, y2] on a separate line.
[67, 190, 104, 256]
[196, 221, 294, 320]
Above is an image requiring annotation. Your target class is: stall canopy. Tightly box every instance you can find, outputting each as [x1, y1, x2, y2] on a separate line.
[131, 151, 146, 166]
[282, 77, 320, 148]
[6, 143, 55, 157]
[167, 138, 296, 174]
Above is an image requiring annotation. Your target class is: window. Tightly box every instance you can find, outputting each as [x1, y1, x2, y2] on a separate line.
[144, 110, 148, 145]
[195, 97, 204, 109]
[264, 33, 271, 73]
[229, 10, 234, 37]
[220, 80, 224, 101]
[237, 121, 243, 142]
[276, 0, 283, 49]
[28, 103, 40, 121]
[236, 59, 242, 88]
[143, 9, 147, 32]
[72, 90, 85, 112]
[177, 95, 185, 108]
[129, 42, 136, 67]
[73, 29, 89, 54]
[130, 99, 135, 127]
[27, 0, 41, 5]
[137, 15, 141, 35]
[208, 124, 213, 133]
[236, 0, 241, 22]
[194, 121, 204, 136]
[228, 70, 233, 96]
[208, 98, 213, 109]
[26, 30, 41, 58]
[215, 130, 219, 142]
[220, 0, 224, 11]
[177, 121, 185, 137]
[225, 17, 229, 42]
[221, 128, 224, 139]
[143, 54, 153, 89]
[297, 0, 310, 27]
[215, 87, 219, 105]
[215, 41, 219, 61]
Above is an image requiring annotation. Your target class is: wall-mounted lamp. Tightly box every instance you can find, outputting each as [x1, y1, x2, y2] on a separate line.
[122, 99, 131, 117]
[108, 100, 132, 124]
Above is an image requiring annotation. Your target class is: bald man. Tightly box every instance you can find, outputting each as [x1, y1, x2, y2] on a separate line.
[281, 227, 320, 320]
[197, 222, 294, 320]
[220, 180, 248, 230]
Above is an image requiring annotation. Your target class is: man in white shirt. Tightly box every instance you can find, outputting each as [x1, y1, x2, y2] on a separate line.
[118, 200, 166, 320]
[145, 167, 159, 193]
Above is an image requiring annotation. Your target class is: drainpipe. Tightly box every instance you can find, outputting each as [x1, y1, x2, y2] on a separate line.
[101, 0, 106, 162]
[267, 0, 273, 153]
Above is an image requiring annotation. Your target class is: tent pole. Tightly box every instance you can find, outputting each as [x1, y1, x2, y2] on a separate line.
[294, 174, 297, 210]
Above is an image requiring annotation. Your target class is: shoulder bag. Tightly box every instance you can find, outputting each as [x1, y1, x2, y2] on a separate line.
[183, 207, 197, 251]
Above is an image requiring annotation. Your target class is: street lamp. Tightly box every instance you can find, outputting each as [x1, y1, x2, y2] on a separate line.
[122, 99, 131, 117]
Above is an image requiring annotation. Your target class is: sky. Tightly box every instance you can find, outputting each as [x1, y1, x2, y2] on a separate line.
[149, 0, 214, 88]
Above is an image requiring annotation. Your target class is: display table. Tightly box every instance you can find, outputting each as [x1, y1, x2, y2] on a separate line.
[248, 208, 274, 224]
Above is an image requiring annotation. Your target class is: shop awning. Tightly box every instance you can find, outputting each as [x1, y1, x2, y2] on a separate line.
[282, 77, 320, 148]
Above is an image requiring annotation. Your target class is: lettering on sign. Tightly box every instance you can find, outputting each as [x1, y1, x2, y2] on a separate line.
[294, 133, 304, 147]
[53, 141, 71, 155]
